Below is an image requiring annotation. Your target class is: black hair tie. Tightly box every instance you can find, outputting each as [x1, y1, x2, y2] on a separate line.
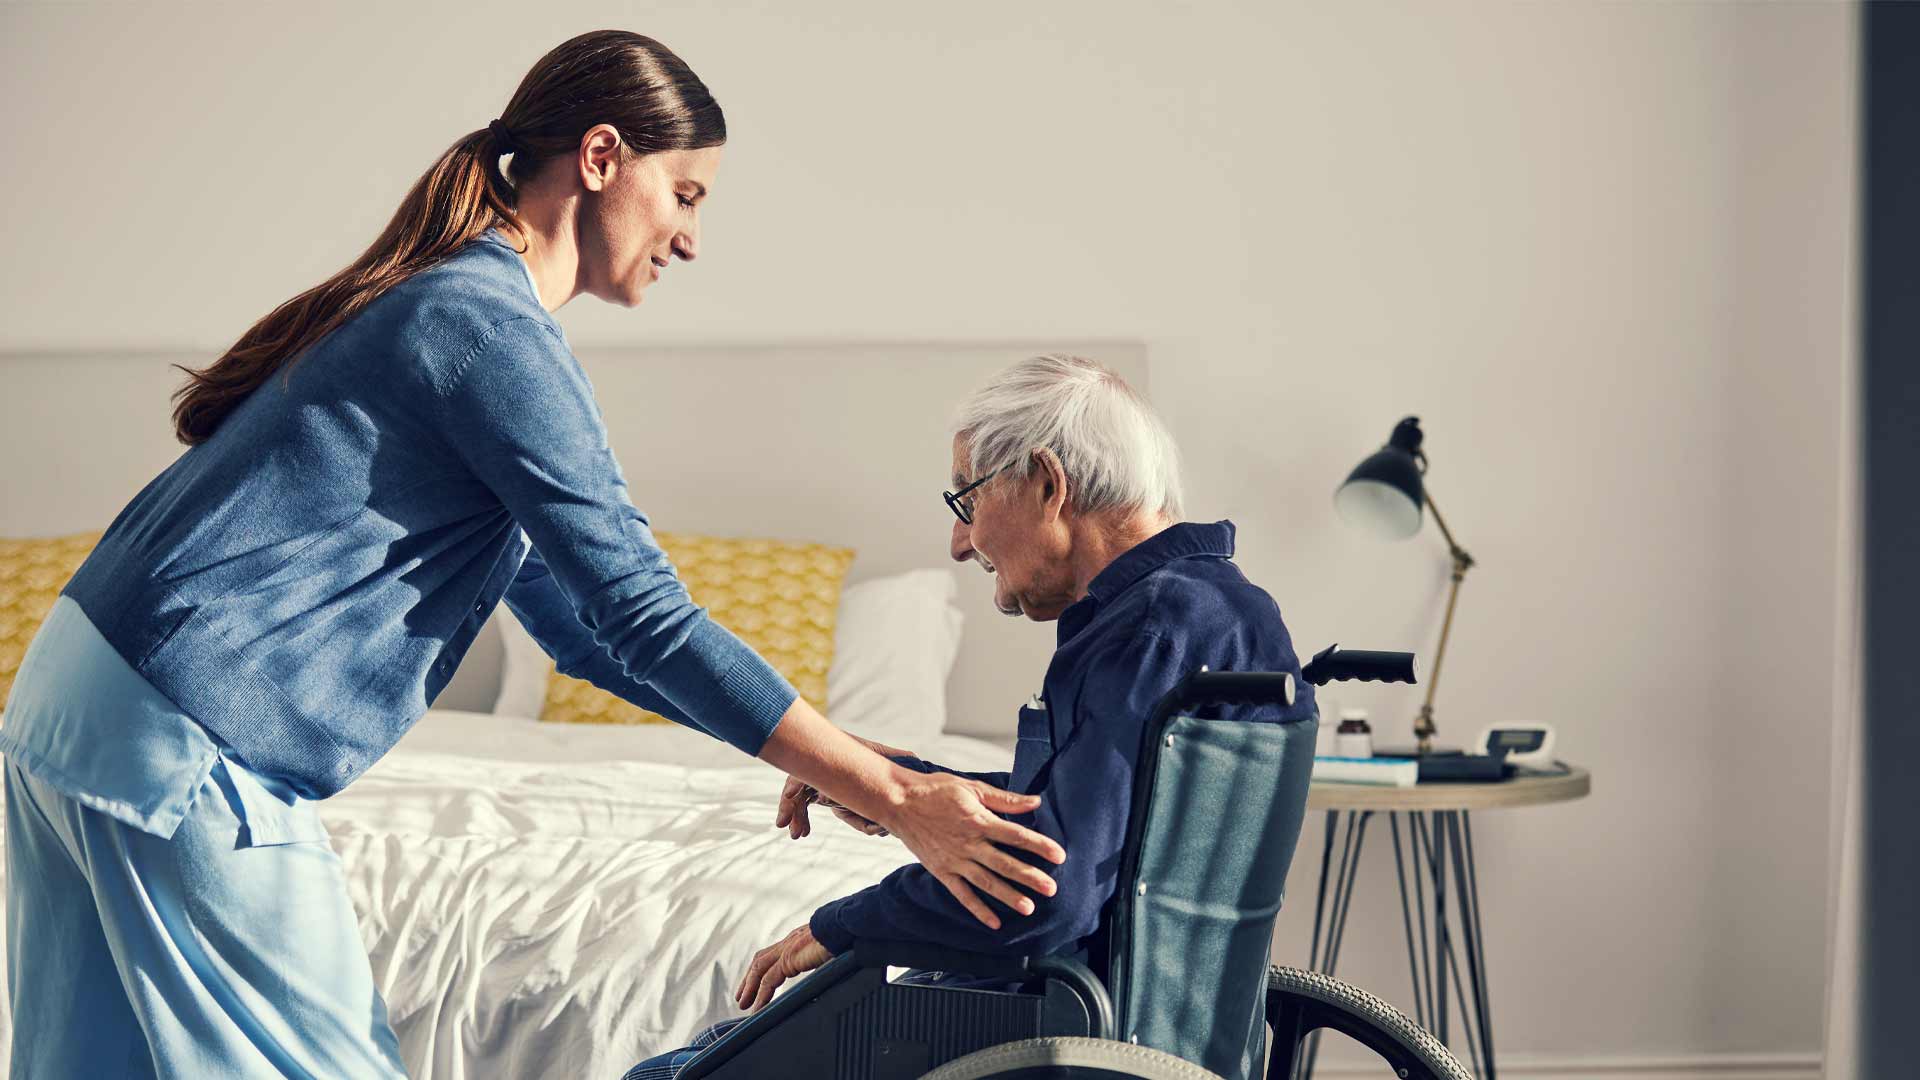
[488, 118, 519, 154]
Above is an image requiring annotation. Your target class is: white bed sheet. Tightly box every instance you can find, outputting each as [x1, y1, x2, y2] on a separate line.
[0, 711, 1015, 1080]
[390, 708, 1012, 774]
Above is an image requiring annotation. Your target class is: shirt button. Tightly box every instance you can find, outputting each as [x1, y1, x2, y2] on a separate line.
[474, 602, 486, 615]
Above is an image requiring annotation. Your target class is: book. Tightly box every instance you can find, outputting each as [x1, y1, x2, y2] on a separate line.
[1312, 755, 1419, 788]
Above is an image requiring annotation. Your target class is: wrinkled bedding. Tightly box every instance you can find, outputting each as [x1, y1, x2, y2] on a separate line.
[0, 711, 1013, 1079]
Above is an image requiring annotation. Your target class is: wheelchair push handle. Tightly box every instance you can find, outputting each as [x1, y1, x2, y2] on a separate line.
[1160, 671, 1298, 713]
[1301, 644, 1418, 687]
[1149, 647, 1417, 720]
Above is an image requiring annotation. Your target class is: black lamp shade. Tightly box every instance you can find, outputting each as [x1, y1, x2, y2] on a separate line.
[1334, 416, 1426, 540]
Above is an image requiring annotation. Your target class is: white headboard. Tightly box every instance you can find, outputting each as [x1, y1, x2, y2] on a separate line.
[0, 342, 1147, 739]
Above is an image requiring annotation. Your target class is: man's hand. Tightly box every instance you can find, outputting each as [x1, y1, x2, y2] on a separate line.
[735, 924, 832, 1012]
[775, 733, 915, 839]
[778, 777, 890, 837]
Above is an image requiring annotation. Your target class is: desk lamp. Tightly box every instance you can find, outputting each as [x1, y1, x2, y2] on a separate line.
[1333, 416, 1475, 755]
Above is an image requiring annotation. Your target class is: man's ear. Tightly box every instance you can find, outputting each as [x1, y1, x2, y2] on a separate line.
[1033, 448, 1069, 521]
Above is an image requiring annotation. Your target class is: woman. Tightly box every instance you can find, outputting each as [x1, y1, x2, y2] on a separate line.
[0, 30, 1061, 1079]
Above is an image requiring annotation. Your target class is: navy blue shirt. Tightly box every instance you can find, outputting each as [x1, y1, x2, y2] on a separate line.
[809, 520, 1315, 966]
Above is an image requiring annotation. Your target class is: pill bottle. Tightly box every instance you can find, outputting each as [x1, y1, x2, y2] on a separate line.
[1334, 708, 1374, 758]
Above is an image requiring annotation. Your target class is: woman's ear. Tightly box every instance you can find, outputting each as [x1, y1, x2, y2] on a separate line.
[579, 124, 622, 192]
[1033, 448, 1069, 521]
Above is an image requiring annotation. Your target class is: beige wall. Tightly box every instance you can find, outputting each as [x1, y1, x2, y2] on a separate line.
[0, 0, 1851, 1069]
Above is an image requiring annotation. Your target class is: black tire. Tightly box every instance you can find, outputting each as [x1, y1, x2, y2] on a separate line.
[1267, 966, 1472, 1080]
[918, 1037, 1226, 1080]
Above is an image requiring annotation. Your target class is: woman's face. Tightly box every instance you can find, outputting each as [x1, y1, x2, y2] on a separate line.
[580, 142, 722, 307]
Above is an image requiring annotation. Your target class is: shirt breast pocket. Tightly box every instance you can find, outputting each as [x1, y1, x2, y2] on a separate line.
[1010, 704, 1054, 792]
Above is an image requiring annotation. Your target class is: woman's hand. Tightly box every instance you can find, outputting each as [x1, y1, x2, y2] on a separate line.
[736, 924, 832, 1012]
[775, 733, 915, 839]
[882, 770, 1063, 930]
[756, 701, 1065, 930]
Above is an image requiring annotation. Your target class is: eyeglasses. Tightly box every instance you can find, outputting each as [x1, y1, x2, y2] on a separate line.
[943, 462, 1012, 525]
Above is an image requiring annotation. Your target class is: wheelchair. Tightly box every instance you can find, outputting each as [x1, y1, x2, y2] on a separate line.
[678, 648, 1471, 1080]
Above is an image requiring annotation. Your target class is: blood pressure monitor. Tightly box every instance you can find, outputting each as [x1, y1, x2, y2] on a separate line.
[1475, 724, 1556, 769]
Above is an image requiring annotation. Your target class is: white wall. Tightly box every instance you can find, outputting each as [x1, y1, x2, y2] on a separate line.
[0, 0, 1851, 1070]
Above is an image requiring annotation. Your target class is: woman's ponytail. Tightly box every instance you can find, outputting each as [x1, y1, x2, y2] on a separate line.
[171, 128, 519, 445]
[171, 30, 723, 445]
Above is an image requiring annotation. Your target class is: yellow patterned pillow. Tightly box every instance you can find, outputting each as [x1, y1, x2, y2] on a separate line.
[540, 532, 856, 726]
[0, 531, 102, 712]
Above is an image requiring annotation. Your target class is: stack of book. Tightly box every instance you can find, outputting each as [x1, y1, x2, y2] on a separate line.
[1311, 755, 1420, 788]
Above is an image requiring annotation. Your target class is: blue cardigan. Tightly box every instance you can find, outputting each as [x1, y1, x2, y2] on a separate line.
[62, 229, 797, 798]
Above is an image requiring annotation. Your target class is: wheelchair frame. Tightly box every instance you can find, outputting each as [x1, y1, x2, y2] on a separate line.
[678, 649, 1465, 1080]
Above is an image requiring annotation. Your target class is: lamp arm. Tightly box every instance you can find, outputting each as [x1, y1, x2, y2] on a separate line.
[1422, 489, 1475, 570]
[1414, 488, 1475, 752]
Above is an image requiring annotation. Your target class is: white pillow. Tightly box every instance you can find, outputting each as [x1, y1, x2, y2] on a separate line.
[491, 602, 552, 721]
[490, 568, 965, 744]
[826, 568, 964, 743]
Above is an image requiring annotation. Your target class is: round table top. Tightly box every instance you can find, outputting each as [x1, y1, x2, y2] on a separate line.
[1306, 764, 1591, 811]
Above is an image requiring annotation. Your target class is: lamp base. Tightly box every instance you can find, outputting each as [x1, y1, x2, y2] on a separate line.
[1374, 747, 1512, 783]
[1372, 745, 1466, 758]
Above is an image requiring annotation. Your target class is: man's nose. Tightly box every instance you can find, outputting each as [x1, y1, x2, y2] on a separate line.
[950, 518, 974, 563]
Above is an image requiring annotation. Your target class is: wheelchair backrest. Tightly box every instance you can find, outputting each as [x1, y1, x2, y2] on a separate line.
[1103, 676, 1318, 1080]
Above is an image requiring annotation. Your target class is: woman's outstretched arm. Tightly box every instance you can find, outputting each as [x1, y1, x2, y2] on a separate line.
[757, 699, 1063, 929]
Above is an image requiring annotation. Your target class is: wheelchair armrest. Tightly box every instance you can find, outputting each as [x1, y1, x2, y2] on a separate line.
[849, 938, 1115, 1039]
[678, 953, 869, 1079]
[679, 942, 1114, 1078]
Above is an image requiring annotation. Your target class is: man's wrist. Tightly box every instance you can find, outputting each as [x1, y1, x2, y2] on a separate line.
[810, 902, 854, 955]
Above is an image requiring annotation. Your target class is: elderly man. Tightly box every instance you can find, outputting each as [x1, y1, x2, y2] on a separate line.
[624, 355, 1314, 1079]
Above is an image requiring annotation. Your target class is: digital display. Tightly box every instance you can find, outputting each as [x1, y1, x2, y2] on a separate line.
[1493, 729, 1545, 752]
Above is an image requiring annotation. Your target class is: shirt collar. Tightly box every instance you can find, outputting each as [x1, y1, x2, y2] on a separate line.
[1083, 519, 1237, 605]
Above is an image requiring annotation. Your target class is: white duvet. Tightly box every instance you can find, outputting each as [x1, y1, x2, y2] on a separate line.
[0, 711, 1014, 1080]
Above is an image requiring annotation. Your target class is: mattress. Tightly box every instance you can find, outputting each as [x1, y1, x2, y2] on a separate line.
[0, 709, 1015, 1079]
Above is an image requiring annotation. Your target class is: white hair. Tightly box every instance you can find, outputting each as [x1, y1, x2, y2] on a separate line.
[952, 354, 1185, 519]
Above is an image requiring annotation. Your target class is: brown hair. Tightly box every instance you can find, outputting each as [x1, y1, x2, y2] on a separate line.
[171, 30, 726, 445]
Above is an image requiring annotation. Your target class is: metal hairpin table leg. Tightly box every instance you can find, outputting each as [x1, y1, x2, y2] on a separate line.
[1449, 812, 1496, 1078]
[1298, 809, 1372, 1080]
[1390, 813, 1434, 1032]
[1299, 769, 1588, 1080]
[1389, 811, 1497, 1080]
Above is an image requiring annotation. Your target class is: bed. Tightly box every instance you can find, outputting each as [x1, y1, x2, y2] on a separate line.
[0, 706, 1012, 1078]
[0, 555, 1021, 1079]
[331, 713, 1012, 1079]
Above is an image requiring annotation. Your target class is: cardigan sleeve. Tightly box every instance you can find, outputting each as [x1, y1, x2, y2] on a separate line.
[439, 317, 796, 754]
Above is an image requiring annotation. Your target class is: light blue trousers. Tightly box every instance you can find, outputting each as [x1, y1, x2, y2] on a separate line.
[4, 754, 409, 1078]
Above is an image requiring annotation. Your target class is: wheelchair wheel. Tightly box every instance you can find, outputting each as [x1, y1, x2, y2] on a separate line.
[918, 1037, 1225, 1080]
[1267, 966, 1472, 1080]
